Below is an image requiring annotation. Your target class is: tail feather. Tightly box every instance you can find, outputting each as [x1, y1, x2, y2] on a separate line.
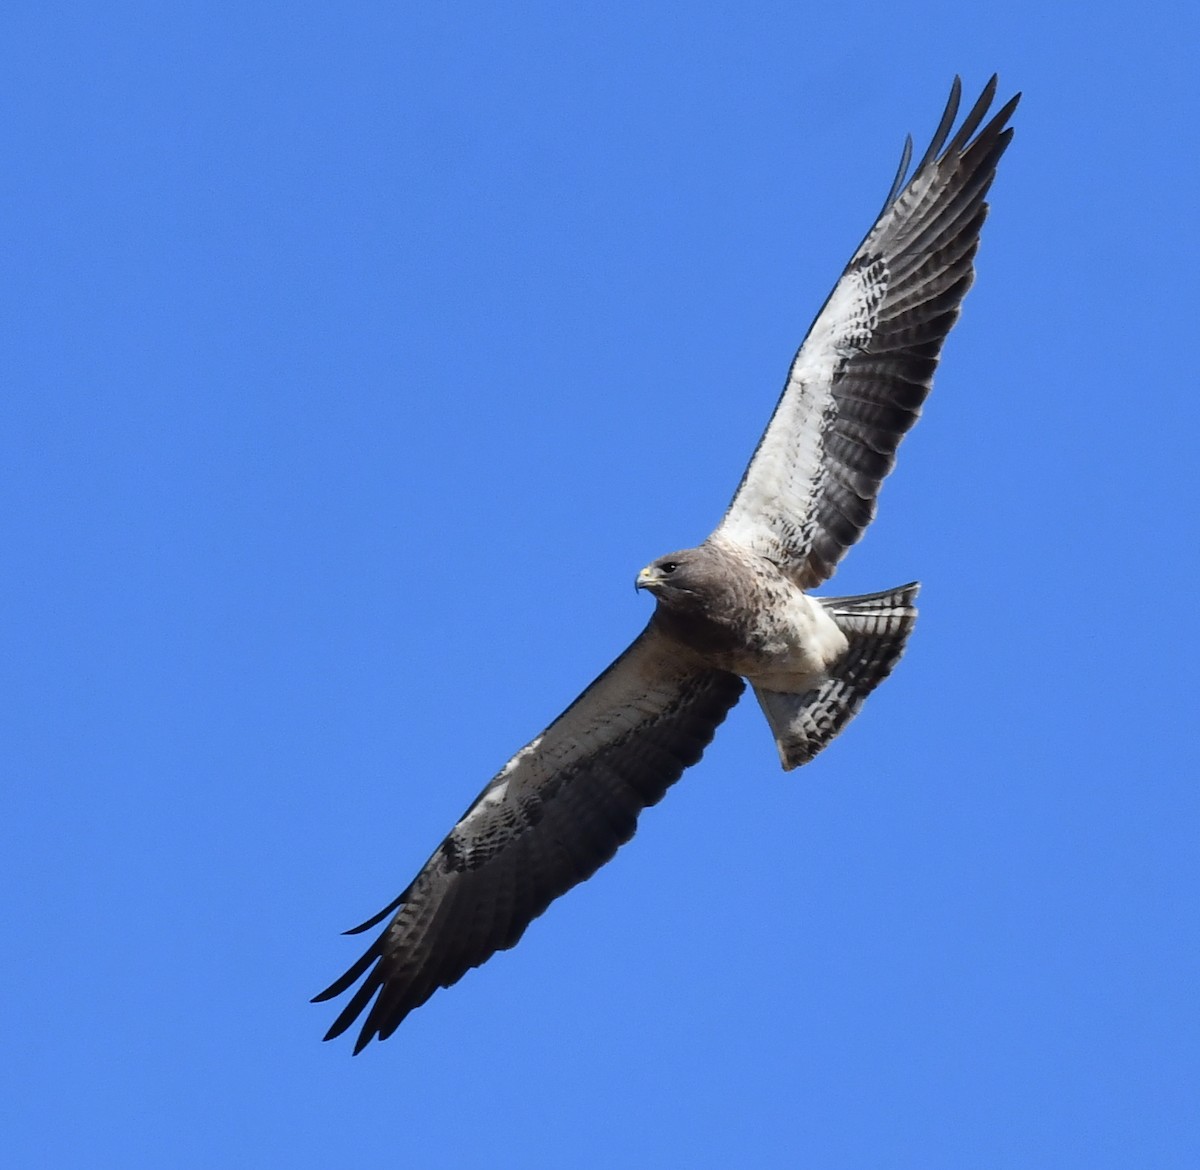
[755, 582, 919, 770]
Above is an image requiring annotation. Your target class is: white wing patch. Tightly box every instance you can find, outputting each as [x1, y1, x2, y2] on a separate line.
[718, 258, 887, 559]
[457, 734, 544, 828]
[499, 734, 544, 779]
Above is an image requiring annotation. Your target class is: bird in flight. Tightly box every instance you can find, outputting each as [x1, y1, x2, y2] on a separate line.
[315, 77, 1018, 1052]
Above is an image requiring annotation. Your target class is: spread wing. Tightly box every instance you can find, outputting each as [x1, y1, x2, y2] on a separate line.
[313, 627, 744, 1052]
[716, 77, 1019, 588]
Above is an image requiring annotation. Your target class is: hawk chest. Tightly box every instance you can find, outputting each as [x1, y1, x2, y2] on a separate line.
[654, 572, 847, 688]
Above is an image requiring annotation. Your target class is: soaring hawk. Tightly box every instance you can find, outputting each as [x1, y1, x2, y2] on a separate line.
[315, 77, 1018, 1052]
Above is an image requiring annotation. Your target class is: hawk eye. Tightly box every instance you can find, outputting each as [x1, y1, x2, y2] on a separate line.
[660, 561, 679, 574]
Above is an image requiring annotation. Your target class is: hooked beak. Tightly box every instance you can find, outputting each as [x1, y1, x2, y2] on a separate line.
[635, 565, 661, 593]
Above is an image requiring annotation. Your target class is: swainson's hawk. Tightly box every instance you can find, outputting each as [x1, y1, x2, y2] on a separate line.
[315, 77, 1018, 1051]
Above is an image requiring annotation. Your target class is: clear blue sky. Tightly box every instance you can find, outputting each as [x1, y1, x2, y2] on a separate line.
[4, 2, 1197, 1167]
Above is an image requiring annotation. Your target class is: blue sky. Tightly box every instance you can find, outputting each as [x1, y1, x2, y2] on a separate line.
[4, 2, 1198, 1166]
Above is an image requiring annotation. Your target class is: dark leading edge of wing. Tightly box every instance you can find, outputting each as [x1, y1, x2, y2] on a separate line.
[719, 77, 1019, 589]
[313, 630, 744, 1053]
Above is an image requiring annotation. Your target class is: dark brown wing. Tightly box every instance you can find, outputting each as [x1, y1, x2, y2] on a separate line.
[313, 626, 743, 1052]
[717, 77, 1019, 587]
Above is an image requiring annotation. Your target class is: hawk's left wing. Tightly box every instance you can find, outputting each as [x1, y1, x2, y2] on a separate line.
[717, 77, 1018, 588]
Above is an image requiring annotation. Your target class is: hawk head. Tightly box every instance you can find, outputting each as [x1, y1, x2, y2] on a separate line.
[635, 546, 734, 615]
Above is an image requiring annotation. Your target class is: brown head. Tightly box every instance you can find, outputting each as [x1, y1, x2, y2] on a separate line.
[634, 543, 748, 654]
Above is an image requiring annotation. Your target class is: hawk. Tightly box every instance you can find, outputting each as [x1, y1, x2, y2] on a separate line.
[315, 77, 1018, 1051]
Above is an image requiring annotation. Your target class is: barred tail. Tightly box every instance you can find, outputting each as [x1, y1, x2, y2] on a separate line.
[754, 582, 919, 771]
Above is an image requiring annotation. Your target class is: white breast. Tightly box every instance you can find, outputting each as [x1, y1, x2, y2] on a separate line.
[742, 587, 848, 690]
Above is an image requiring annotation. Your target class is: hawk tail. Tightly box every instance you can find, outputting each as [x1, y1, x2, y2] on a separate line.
[754, 582, 920, 771]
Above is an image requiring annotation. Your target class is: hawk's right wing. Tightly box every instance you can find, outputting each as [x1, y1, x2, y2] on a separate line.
[313, 626, 743, 1052]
